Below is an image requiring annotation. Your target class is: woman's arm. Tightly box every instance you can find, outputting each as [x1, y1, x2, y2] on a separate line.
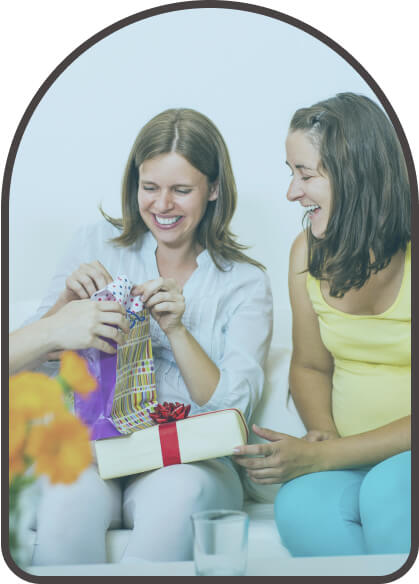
[9, 300, 129, 375]
[233, 415, 410, 484]
[288, 232, 339, 436]
[133, 270, 273, 412]
[165, 325, 220, 406]
[234, 231, 410, 482]
[132, 277, 220, 406]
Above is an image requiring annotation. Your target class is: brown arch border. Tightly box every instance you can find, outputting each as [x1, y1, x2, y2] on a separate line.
[2, 2, 417, 582]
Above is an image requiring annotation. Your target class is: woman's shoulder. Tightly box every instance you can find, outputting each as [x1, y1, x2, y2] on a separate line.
[289, 231, 308, 274]
[223, 257, 272, 293]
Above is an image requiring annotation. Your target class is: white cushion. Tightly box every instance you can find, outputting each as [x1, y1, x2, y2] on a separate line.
[103, 502, 289, 563]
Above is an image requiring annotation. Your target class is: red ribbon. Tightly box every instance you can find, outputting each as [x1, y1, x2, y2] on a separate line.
[158, 421, 181, 466]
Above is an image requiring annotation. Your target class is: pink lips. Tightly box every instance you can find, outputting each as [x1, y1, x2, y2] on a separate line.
[152, 214, 184, 230]
[309, 207, 321, 218]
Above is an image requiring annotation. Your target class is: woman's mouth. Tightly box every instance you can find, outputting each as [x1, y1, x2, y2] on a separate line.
[153, 214, 184, 229]
[306, 204, 321, 218]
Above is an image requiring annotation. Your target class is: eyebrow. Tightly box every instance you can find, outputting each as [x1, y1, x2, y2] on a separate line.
[285, 161, 316, 171]
[140, 180, 193, 187]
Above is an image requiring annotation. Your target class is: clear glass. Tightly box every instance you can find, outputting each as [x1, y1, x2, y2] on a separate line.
[191, 509, 249, 576]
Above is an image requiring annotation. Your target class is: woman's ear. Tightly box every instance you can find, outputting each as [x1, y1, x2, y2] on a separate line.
[208, 183, 219, 201]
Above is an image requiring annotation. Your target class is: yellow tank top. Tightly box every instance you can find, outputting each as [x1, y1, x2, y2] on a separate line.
[306, 243, 411, 437]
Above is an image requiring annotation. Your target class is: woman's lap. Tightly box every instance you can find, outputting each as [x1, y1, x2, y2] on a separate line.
[122, 458, 243, 561]
[33, 458, 243, 564]
[274, 451, 411, 556]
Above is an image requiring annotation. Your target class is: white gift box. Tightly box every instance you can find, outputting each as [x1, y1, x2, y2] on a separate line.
[95, 408, 248, 479]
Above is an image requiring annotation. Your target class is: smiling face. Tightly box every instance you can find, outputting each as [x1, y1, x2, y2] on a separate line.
[138, 151, 218, 249]
[285, 130, 333, 238]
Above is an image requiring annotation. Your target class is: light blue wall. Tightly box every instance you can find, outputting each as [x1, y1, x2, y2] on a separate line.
[9, 7, 378, 338]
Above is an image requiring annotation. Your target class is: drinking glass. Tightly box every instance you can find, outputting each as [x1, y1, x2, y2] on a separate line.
[191, 509, 249, 576]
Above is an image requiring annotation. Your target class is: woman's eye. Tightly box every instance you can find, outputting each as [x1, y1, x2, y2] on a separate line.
[175, 188, 192, 194]
[142, 186, 156, 191]
[301, 176, 313, 182]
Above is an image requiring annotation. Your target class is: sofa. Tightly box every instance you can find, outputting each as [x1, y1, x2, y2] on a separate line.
[11, 297, 307, 564]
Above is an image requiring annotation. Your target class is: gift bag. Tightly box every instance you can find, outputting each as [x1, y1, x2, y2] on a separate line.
[75, 275, 158, 439]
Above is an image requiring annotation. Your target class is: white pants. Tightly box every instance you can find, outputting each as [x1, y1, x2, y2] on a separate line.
[32, 459, 243, 565]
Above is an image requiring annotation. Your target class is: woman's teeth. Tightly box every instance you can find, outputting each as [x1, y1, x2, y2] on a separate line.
[307, 205, 320, 213]
[155, 215, 181, 225]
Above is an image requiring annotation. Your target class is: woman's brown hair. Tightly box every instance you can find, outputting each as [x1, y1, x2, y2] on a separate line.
[290, 92, 411, 297]
[102, 108, 264, 271]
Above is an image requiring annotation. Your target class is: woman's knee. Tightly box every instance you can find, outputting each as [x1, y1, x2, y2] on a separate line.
[275, 472, 341, 528]
[274, 470, 366, 556]
[360, 451, 411, 504]
[36, 465, 121, 530]
[124, 460, 241, 526]
[360, 451, 411, 553]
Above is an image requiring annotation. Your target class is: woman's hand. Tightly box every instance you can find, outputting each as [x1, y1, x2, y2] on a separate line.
[48, 299, 129, 354]
[303, 429, 340, 442]
[60, 261, 113, 303]
[132, 278, 185, 336]
[233, 424, 323, 484]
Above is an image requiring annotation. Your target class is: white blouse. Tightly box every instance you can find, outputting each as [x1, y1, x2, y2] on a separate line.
[32, 220, 273, 422]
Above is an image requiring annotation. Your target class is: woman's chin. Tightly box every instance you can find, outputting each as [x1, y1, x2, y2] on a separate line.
[309, 218, 327, 239]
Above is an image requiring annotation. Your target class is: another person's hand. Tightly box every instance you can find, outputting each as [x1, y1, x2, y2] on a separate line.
[60, 261, 113, 303]
[48, 299, 129, 354]
[132, 278, 185, 335]
[233, 424, 325, 484]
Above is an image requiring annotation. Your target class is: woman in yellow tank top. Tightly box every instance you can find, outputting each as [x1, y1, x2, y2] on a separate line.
[234, 93, 412, 556]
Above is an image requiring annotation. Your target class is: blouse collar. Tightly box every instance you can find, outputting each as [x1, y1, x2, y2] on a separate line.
[142, 230, 212, 270]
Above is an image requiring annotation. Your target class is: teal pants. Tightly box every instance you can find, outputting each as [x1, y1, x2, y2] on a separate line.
[274, 451, 411, 556]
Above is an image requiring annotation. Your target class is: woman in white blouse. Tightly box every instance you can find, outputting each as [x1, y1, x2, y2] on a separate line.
[31, 108, 273, 565]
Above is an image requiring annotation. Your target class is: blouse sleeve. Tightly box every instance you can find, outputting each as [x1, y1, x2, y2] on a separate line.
[203, 268, 273, 422]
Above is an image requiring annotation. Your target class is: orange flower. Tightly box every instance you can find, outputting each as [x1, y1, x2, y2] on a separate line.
[59, 351, 97, 396]
[9, 412, 27, 483]
[9, 373, 65, 420]
[26, 413, 92, 484]
[9, 410, 27, 459]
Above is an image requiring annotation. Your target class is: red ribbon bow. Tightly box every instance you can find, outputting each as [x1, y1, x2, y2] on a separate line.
[150, 402, 191, 424]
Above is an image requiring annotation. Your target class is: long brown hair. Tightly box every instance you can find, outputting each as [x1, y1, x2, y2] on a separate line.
[290, 93, 410, 297]
[102, 108, 264, 271]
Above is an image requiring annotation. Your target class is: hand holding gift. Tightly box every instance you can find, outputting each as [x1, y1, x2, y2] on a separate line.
[132, 277, 185, 335]
[49, 300, 129, 354]
[62, 260, 114, 302]
[75, 275, 158, 439]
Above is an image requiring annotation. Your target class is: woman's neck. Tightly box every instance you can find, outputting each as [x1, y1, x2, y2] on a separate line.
[155, 240, 204, 288]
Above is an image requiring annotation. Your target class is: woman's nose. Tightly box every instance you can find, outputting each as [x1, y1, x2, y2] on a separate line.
[156, 189, 174, 212]
[286, 178, 304, 202]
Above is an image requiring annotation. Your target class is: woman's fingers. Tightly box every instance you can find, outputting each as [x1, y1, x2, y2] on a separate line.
[94, 324, 125, 346]
[91, 337, 118, 354]
[65, 261, 113, 299]
[252, 424, 288, 442]
[65, 273, 92, 299]
[134, 278, 179, 303]
[151, 301, 179, 314]
[145, 291, 174, 309]
[51, 299, 129, 351]
[233, 453, 274, 469]
[97, 305, 130, 333]
[247, 466, 280, 479]
[233, 442, 273, 458]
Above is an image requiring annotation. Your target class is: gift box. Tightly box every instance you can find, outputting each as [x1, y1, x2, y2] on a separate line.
[94, 408, 248, 479]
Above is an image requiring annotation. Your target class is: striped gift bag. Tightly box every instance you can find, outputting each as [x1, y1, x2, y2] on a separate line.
[111, 307, 157, 433]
